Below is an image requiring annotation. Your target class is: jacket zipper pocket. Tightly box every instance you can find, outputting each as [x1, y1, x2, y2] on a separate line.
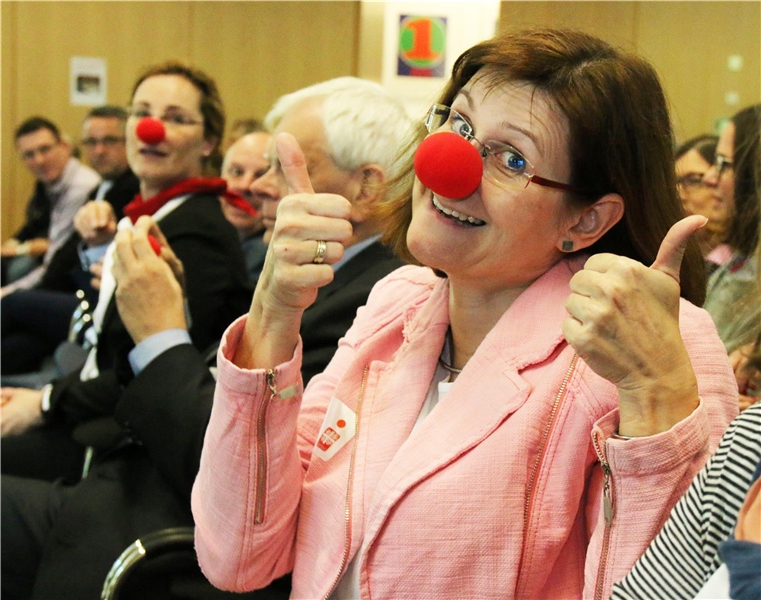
[323, 365, 369, 600]
[253, 369, 279, 525]
[517, 353, 578, 596]
[592, 430, 614, 600]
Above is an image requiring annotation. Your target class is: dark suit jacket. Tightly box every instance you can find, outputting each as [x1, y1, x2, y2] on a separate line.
[24, 241, 401, 598]
[39, 168, 141, 294]
[14, 182, 51, 242]
[41, 192, 252, 442]
[301, 241, 403, 383]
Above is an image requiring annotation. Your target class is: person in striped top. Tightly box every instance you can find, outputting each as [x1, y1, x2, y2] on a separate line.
[611, 399, 761, 599]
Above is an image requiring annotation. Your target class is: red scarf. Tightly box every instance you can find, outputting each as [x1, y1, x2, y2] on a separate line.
[123, 177, 257, 223]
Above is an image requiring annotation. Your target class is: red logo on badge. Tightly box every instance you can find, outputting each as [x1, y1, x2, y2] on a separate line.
[317, 419, 347, 451]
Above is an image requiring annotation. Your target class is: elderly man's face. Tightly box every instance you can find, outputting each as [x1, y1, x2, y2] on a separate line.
[221, 131, 271, 238]
[81, 117, 128, 180]
[17, 128, 71, 185]
[251, 99, 357, 243]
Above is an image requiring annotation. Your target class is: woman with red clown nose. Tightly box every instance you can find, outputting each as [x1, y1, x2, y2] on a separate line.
[0, 63, 251, 498]
[193, 30, 737, 599]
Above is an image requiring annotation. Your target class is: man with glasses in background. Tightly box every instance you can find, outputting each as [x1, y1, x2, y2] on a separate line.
[51, 106, 140, 295]
[1, 117, 100, 295]
[1, 108, 140, 378]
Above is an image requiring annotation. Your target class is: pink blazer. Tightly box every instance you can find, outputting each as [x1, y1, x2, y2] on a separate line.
[192, 260, 738, 599]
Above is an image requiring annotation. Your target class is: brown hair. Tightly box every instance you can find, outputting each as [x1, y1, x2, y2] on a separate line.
[130, 60, 225, 175]
[15, 116, 61, 142]
[726, 104, 761, 257]
[675, 134, 718, 165]
[380, 28, 706, 304]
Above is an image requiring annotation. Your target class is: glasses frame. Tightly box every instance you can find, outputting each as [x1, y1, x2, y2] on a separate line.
[712, 155, 734, 178]
[676, 173, 707, 190]
[424, 104, 589, 195]
[126, 106, 204, 128]
[81, 136, 126, 148]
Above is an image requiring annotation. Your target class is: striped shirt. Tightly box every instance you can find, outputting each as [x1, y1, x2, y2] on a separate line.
[611, 402, 761, 600]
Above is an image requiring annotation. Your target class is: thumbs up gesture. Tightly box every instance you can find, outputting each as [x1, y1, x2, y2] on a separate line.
[563, 215, 707, 437]
[233, 133, 353, 370]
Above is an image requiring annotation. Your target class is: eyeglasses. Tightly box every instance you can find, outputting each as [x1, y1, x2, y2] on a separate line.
[81, 136, 125, 148]
[424, 104, 589, 195]
[20, 144, 56, 161]
[676, 173, 706, 190]
[126, 106, 203, 128]
[711, 155, 734, 178]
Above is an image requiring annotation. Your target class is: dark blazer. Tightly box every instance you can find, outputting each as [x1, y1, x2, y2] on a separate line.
[1, 193, 252, 480]
[20, 241, 401, 598]
[53, 192, 252, 427]
[301, 241, 403, 383]
[39, 168, 141, 294]
[14, 182, 51, 241]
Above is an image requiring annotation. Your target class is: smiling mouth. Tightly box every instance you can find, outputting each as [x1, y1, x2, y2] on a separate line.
[432, 196, 485, 227]
[139, 148, 167, 157]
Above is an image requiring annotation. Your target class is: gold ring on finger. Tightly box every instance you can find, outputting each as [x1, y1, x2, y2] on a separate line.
[312, 240, 327, 264]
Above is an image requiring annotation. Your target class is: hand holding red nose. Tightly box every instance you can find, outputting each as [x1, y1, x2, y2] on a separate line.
[414, 132, 483, 199]
[136, 117, 166, 145]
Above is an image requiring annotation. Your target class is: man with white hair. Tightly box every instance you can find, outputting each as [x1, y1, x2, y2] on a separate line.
[249, 77, 411, 380]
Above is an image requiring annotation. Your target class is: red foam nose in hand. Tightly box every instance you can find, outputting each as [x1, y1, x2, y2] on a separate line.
[147, 234, 162, 256]
[136, 117, 166, 145]
[414, 132, 483, 199]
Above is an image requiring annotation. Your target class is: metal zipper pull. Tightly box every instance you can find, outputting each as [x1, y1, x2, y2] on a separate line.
[592, 431, 615, 525]
[266, 369, 278, 397]
[602, 461, 614, 525]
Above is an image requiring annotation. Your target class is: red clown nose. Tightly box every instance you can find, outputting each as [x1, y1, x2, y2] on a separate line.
[136, 117, 166, 145]
[414, 132, 483, 199]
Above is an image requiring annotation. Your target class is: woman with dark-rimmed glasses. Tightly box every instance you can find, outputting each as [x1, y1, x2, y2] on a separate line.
[702, 104, 761, 412]
[193, 29, 737, 599]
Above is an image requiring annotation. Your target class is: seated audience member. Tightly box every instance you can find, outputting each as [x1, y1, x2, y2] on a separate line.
[0, 61, 251, 483]
[702, 104, 761, 410]
[246, 76, 409, 382]
[675, 134, 730, 273]
[191, 29, 737, 599]
[612, 380, 761, 600]
[220, 128, 272, 283]
[50, 104, 141, 296]
[1, 106, 140, 377]
[1, 117, 100, 294]
[1, 219, 288, 600]
[225, 116, 264, 150]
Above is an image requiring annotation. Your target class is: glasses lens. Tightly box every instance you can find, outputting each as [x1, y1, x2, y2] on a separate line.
[423, 105, 532, 191]
[715, 156, 733, 176]
[483, 143, 532, 191]
[425, 105, 450, 133]
[678, 174, 705, 188]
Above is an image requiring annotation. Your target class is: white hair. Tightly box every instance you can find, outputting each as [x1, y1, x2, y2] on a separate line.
[263, 77, 412, 178]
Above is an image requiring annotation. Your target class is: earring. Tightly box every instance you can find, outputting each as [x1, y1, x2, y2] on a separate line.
[562, 240, 574, 252]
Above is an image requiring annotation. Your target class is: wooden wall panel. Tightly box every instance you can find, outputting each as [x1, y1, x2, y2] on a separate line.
[498, 1, 637, 50]
[2, 1, 360, 241]
[2, 2, 25, 241]
[497, 1, 760, 143]
[637, 2, 761, 140]
[189, 2, 360, 130]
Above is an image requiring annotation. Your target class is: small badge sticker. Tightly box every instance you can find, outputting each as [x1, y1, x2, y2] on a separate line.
[313, 397, 356, 461]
